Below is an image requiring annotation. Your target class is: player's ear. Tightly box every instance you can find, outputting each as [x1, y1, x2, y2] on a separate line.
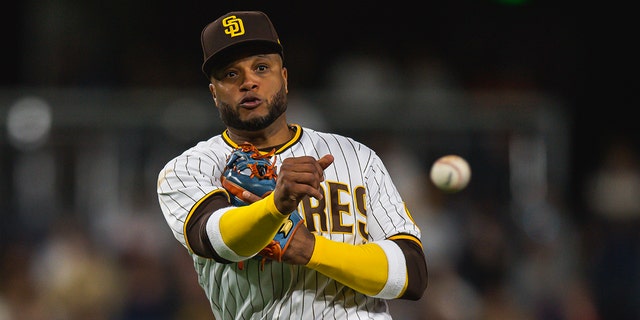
[209, 84, 218, 105]
[282, 67, 288, 93]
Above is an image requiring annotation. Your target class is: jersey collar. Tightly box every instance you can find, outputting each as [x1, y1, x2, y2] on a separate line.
[222, 124, 302, 154]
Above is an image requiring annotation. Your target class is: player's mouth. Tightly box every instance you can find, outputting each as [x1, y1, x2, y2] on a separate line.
[239, 96, 262, 109]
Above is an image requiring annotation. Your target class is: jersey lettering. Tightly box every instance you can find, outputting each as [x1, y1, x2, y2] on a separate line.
[300, 182, 367, 237]
[328, 181, 352, 234]
[354, 186, 369, 239]
[300, 185, 328, 232]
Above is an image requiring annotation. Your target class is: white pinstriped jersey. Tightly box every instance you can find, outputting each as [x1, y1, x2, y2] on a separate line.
[157, 124, 422, 320]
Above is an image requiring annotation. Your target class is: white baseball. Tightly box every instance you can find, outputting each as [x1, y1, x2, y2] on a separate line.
[430, 155, 471, 193]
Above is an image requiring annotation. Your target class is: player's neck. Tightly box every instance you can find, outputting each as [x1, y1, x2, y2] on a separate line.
[226, 118, 293, 150]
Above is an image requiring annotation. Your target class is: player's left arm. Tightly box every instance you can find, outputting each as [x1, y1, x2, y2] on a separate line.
[282, 226, 427, 300]
[301, 232, 427, 300]
[286, 151, 428, 300]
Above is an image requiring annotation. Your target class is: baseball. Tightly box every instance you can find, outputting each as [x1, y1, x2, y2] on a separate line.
[429, 155, 471, 193]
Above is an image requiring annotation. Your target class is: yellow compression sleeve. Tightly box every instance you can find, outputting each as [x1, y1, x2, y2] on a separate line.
[306, 235, 391, 296]
[218, 193, 288, 257]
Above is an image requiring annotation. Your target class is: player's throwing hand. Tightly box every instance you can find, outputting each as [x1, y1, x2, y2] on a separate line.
[272, 154, 334, 214]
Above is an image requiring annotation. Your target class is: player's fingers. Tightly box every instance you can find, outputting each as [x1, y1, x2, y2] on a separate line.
[281, 157, 325, 182]
[274, 177, 324, 211]
[276, 156, 330, 205]
[277, 171, 321, 195]
[283, 167, 324, 191]
[241, 191, 263, 204]
[315, 154, 334, 184]
[279, 174, 324, 200]
[317, 154, 334, 171]
[307, 186, 324, 200]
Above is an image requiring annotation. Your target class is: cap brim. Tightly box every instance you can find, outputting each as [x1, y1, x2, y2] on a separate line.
[202, 41, 283, 77]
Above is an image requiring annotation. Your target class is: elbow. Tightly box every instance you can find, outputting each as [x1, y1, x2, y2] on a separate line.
[394, 238, 428, 300]
[401, 263, 428, 300]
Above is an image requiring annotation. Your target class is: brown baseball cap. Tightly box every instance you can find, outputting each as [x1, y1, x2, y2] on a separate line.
[201, 11, 283, 77]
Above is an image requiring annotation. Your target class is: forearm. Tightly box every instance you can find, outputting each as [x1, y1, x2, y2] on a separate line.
[185, 191, 288, 260]
[215, 192, 288, 257]
[305, 235, 410, 299]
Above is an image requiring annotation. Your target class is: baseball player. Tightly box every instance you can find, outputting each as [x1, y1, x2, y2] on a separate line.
[157, 11, 428, 319]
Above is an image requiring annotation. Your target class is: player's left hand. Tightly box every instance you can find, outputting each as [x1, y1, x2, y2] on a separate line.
[279, 222, 315, 265]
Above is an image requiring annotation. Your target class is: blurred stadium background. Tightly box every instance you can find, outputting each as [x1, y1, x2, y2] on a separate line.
[1, 1, 638, 319]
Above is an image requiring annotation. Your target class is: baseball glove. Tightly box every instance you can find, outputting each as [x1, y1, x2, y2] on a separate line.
[220, 142, 278, 206]
[220, 142, 303, 268]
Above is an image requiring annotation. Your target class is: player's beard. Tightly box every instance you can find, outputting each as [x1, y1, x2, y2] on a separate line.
[218, 86, 287, 131]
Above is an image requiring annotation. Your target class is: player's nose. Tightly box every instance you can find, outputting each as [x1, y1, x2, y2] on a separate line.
[239, 73, 260, 91]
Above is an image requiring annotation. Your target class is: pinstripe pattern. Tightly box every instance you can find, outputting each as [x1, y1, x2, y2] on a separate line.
[158, 125, 421, 319]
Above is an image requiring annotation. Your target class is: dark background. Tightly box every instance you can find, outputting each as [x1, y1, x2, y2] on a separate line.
[1, 1, 636, 216]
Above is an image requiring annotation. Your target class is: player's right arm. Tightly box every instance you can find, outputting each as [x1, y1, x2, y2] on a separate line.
[157, 151, 333, 263]
[279, 218, 427, 301]
[307, 233, 427, 300]
[182, 191, 289, 262]
[157, 149, 289, 263]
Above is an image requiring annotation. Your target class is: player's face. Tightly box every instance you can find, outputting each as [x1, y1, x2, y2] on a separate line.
[210, 54, 288, 131]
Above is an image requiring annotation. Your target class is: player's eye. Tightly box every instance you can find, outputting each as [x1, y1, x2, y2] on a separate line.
[225, 70, 238, 78]
[256, 64, 269, 72]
